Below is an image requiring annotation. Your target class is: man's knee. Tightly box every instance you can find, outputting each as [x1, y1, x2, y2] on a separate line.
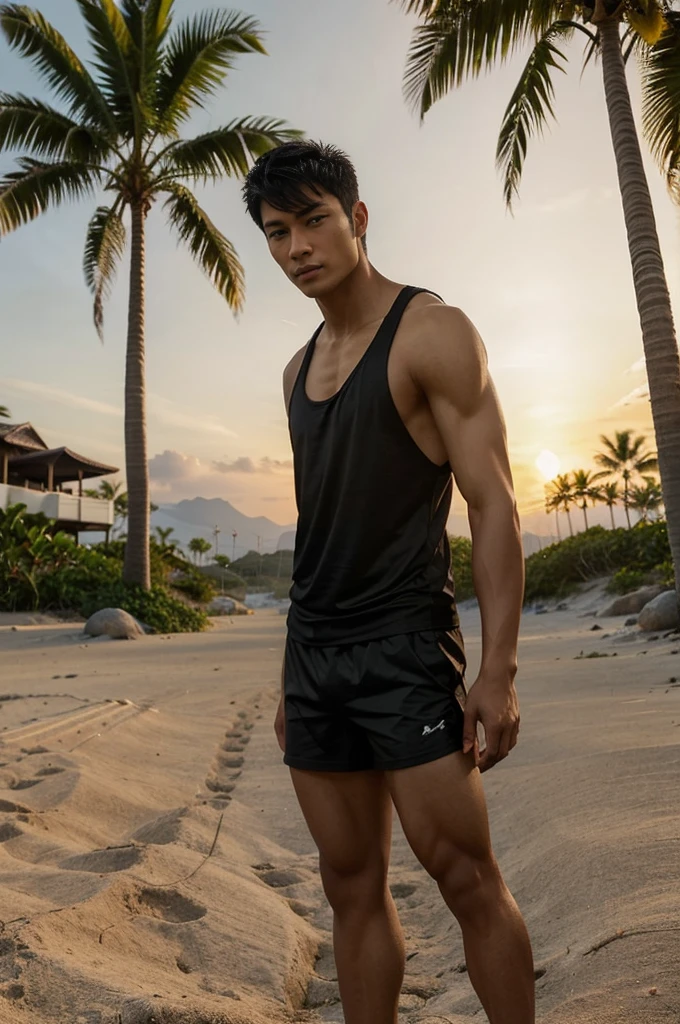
[425, 847, 503, 924]
[319, 853, 389, 915]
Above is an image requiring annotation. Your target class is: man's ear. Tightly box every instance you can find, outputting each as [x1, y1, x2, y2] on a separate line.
[353, 200, 369, 242]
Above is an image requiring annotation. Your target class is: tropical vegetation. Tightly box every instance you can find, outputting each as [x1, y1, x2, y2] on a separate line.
[0, 501, 208, 631]
[396, 0, 680, 609]
[544, 429, 663, 533]
[0, 0, 300, 590]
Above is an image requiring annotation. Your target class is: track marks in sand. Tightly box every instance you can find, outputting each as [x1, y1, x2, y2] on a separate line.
[201, 704, 257, 811]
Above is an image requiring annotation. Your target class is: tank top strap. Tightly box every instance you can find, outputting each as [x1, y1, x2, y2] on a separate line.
[366, 284, 444, 370]
[291, 321, 324, 405]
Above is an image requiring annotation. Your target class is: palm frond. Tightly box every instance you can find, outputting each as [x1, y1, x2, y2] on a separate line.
[159, 117, 302, 183]
[72, 0, 139, 136]
[0, 92, 112, 161]
[0, 157, 100, 235]
[641, 12, 680, 194]
[400, 1, 572, 117]
[163, 182, 244, 312]
[156, 10, 265, 131]
[0, 3, 113, 130]
[83, 203, 126, 341]
[496, 22, 572, 208]
[626, 0, 667, 46]
[140, 0, 174, 114]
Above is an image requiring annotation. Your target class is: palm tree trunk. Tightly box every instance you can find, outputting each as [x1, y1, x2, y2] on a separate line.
[566, 507, 574, 537]
[609, 504, 615, 530]
[122, 199, 150, 588]
[582, 503, 589, 531]
[599, 16, 680, 608]
[555, 508, 561, 541]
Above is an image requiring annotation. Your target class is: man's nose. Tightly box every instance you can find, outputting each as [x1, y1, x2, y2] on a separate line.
[289, 229, 312, 260]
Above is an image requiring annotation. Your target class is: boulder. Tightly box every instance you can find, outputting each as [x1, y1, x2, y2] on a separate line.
[638, 591, 680, 633]
[207, 596, 252, 616]
[84, 608, 145, 640]
[599, 585, 666, 617]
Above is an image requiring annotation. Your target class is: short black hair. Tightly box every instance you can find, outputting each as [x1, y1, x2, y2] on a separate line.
[242, 140, 367, 253]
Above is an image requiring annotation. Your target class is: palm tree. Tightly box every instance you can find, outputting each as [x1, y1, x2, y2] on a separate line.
[0, 404, 10, 418]
[544, 484, 562, 541]
[547, 473, 575, 537]
[599, 479, 620, 529]
[571, 468, 601, 530]
[188, 535, 211, 565]
[0, 1, 300, 590]
[396, 0, 680, 607]
[629, 475, 664, 521]
[594, 430, 658, 527]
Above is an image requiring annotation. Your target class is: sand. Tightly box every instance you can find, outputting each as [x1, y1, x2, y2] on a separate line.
[0, 587, 678, 1023]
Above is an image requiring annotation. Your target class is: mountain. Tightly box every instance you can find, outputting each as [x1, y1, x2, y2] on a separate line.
[151, 498, 296, 560]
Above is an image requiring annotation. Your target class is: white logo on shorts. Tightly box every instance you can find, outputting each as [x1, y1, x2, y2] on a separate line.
[422, 719, 446, 737]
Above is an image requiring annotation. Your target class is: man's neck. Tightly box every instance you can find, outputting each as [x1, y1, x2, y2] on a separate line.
[315, 262, 403, 341]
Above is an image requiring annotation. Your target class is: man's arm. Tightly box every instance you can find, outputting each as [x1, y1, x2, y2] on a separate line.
[275, 346, 308, 754]
[412, 304, 524, 772]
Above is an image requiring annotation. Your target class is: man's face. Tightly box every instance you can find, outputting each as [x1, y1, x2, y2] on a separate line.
[261, 188, 365, 297]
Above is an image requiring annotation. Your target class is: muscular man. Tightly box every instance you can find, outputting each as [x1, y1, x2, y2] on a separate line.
[242, 141, 534, 1024]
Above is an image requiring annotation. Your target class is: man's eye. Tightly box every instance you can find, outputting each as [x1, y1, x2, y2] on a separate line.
[269, 230, 285, 239]
[308, 216, 325, 225]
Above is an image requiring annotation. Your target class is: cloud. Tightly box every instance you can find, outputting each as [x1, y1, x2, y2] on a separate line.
[213, 457, 257, 474]
[213, 455, 293, 474]
[3, 377, 122, 417]
[148, 450, 204, 483]
[626, 356, 646, 374]
[612, 384, 649, 408]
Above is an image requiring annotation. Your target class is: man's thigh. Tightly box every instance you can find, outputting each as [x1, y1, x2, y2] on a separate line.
[290, 768, 392, 875]
[386, 751, 492, 873]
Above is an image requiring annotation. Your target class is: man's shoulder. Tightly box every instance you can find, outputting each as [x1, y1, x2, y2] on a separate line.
[282, 342, 309, 411]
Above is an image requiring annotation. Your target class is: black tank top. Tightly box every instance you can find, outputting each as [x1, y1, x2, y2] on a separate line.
[286, 285, 460, 645]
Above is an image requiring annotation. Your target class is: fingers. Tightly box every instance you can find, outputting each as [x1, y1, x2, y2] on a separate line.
[478, 718, 520, 773]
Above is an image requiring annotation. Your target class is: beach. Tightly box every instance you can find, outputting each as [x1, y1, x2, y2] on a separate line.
[1, 594, 679, 1023]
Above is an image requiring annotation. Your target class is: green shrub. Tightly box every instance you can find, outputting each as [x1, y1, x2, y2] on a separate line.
[0, 504, 207, 631]
[524, 521, 672, 602]
[79, 581, 208, 633]
[607, 567, 647, 595]
[172, 571, 217, 603]
[450, 535, 474, 601]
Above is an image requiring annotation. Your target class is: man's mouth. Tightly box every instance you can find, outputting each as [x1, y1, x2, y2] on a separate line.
[295, 265, 322, 280]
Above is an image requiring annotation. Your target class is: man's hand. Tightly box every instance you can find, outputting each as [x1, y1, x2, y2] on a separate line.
[274, 695, 286, 753]
[462, 673, 520, 772]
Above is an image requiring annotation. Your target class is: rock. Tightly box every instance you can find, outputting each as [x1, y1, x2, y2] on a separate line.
[83, 608, 145, 640]
[639, 591, 680, 633]
[590, 624, 603, 631]
[625, 616, 638, 627]
[599, 586, 667, 617]
[556, 602, 569, 611]
[207, 596, 252, 616]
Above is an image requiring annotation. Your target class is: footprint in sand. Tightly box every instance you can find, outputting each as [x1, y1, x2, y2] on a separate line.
[8, 778, 43, 790]
[34, 766, 65, 777]
[60, 846, 142, 873]
[125, 886, 207, 923]
[257, 867, 305, 888]
[0, 799, 31, 813]
[130, 806, 188, 846]
[390, 882, 417, 899]
[0, 821, 23, 842]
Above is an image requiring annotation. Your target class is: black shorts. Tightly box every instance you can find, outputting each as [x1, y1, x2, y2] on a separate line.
[283, 629, 467, 772]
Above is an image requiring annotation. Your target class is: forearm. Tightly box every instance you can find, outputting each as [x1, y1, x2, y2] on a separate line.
[468, 498, 524, 678]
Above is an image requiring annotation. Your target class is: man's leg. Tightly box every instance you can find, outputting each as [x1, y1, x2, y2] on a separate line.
[290, 768, 404, 1024]
[387, 752, 534, 1024]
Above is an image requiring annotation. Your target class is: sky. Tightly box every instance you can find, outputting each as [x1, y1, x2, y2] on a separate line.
[1, 0, 679, 538]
